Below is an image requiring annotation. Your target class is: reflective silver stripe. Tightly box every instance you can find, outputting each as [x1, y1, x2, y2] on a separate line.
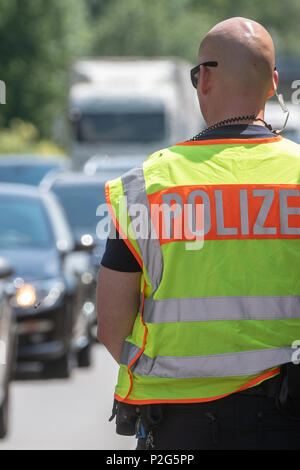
[253, 189, 276, 235]
[122, 167, 163, 291]
[279, 189, 300, 235]
[240, 189, 249, 235]
[215, 190, 238, 236]
[162, 193, 183, 239]
[121, 343, 292, 378]
[143, 295, 300, 323]
[120, 341, 140, 366]
[188, 189, 211, 235]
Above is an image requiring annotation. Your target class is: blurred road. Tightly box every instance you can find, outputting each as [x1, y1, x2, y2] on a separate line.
[0, 345, 136, 450]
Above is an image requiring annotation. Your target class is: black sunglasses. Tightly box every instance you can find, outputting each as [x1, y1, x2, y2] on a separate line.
[190, 63, 277, 89]
[190, 61, 218, 89]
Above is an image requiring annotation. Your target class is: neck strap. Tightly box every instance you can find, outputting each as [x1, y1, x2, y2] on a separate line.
[190, 115, 274, 141]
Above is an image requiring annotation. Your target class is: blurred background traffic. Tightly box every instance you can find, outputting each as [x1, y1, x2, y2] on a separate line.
[0, 0, 299, 450]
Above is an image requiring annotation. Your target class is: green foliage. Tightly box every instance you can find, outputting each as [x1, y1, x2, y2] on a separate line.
[90, 0, 300, 60]
[85, 0, 113, 19]
[0, 119, 66, 155]
[189, 0, 300, 56]
[91, 0, 209, 62]
[0, 0, 90, 137]
[0, 0, 299, 144]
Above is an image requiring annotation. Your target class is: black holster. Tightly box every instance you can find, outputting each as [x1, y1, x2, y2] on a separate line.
[109, 400, 138, 436]
[109, 399, 163, 436]
[276, 363, 300, 420]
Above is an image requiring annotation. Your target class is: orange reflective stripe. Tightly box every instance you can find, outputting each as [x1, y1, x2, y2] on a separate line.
[114, 367, 280, 404]
[121, 279, 148, 402]
[175, 136, 282, 146]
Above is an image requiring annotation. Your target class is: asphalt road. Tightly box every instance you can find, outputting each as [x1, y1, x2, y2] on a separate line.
[0, 345, 136, 450]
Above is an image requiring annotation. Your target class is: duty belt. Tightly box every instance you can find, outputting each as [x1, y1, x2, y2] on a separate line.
[237, 373, 281, 398]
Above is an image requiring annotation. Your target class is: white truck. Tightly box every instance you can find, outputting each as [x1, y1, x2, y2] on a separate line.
[67, 58, 204, 170]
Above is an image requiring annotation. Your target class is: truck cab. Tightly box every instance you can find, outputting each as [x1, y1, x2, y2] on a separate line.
[68, 58, 203, 169]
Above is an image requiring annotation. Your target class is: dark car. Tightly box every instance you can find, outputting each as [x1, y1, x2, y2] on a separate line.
[41, 172, 110, 341]
[0, 155, 70, 186]
[0, 258, 16, 438]
[0, 184, 92, 378]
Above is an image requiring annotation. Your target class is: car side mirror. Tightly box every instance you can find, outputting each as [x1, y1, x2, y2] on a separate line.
[0, 258, 13, 280]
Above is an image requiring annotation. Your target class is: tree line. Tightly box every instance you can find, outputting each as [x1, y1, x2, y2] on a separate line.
[0, 0, 299, 142]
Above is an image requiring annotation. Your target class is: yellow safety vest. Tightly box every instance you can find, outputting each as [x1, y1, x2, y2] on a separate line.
[106, 134, 300, 404]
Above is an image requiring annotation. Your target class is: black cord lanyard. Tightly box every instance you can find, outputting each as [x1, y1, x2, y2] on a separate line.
[189, 114, 274, 141]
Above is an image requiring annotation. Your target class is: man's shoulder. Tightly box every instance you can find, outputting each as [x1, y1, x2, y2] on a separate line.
[104, 148, 168, 189]
[122, 146, 181, 174]
[144, 146, 176, 165]
[105, 140, 193, 190]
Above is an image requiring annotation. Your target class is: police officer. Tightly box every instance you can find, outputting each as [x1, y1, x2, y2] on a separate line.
[97, 17, 300, 450]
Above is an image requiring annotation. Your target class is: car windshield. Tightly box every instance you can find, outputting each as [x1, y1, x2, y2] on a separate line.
[0, 198, 53, 248]
[75, 111, 166, 144]
[0, 163, 61, 186]
[51, 183, 106, 235]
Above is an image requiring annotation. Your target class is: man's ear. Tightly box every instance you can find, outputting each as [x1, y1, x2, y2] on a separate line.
[266, 69, 279, 99]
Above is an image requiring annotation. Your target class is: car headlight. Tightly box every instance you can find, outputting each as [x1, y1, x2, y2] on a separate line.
[16, 284, 37, 307]
[12, 279, 65, 311]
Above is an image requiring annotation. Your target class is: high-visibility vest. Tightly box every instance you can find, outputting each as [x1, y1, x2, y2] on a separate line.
[105, 134, 300, 405]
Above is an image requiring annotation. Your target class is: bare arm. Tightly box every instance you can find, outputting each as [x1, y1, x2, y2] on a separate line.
[96, 265, 142, 363]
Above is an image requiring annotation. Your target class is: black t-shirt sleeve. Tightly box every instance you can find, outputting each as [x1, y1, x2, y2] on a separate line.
[101, 230, 142, 273]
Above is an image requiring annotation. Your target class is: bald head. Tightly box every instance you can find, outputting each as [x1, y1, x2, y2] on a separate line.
[197, 18, 277, 125]
[199, 17, 275, 97]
